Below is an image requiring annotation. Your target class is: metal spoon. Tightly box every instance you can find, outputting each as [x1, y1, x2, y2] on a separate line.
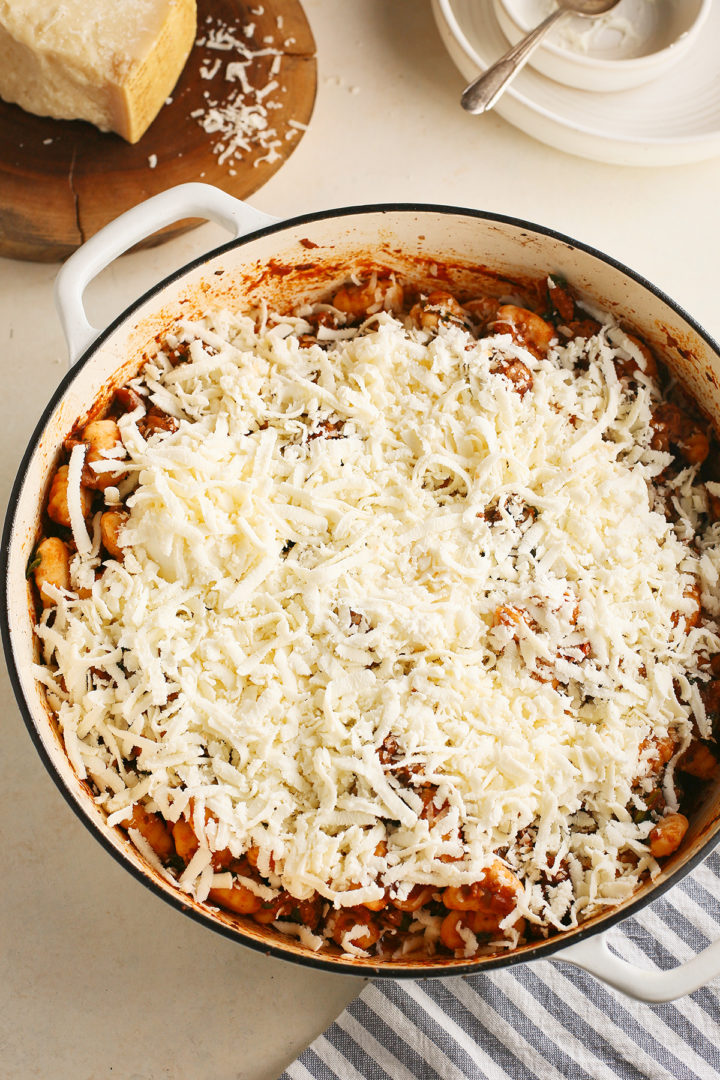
[461, 0, 622, 114]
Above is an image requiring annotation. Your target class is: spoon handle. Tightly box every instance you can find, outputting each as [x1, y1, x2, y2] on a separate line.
[461, 8, 567, 114]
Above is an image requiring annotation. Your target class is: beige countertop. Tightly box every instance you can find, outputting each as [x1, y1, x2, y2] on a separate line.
[2, 2, 719, 1077]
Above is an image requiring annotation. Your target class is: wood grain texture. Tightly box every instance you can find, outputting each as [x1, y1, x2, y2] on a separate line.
[0, 0, 316, 262]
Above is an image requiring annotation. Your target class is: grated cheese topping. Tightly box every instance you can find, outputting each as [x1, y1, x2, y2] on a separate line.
[36, 301, 720, 936]
[66, 444, 92, 557]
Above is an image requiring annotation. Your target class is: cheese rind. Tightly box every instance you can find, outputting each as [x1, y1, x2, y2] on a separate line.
[0, 0, 196, 142]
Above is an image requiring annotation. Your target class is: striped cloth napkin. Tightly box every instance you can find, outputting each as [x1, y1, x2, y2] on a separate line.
[281, 847, 720, 1080]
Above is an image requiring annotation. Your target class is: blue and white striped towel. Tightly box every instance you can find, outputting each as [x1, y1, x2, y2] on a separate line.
[281, 849, 720, 1080]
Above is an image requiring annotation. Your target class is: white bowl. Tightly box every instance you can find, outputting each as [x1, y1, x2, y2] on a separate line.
[493, 0, 711, 92]
[433, 0, 720, 166]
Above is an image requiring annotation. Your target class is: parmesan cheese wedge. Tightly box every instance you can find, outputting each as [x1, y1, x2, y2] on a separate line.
[0, 0, 197, 143]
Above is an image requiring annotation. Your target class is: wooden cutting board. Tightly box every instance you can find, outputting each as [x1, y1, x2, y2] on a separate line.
[0, 0, 316, 262]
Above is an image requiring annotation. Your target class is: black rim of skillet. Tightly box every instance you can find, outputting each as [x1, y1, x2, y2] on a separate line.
[3, 201, 720, 979]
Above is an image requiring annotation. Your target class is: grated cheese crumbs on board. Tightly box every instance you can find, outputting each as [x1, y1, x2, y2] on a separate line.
[189, 14, 303, 172]
[36, 301, 720, 944]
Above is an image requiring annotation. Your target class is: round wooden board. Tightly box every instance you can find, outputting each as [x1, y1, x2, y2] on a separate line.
[0, 0, 316, 262]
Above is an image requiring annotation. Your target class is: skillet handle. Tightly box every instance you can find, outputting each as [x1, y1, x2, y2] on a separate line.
[54, 182, 278, 365]
[550, 930, 720, 1003]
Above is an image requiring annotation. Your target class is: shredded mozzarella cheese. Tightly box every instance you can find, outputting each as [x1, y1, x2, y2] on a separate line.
[36, 304, 720, 934]
[67, 443, 93, 556]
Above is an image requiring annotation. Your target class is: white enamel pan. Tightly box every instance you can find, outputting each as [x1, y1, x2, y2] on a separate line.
[3, 183, 720, 1000]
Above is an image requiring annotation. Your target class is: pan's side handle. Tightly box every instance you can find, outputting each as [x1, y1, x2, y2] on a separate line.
[549, 930, 720, 1002]
[54, 183, 278, 365]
